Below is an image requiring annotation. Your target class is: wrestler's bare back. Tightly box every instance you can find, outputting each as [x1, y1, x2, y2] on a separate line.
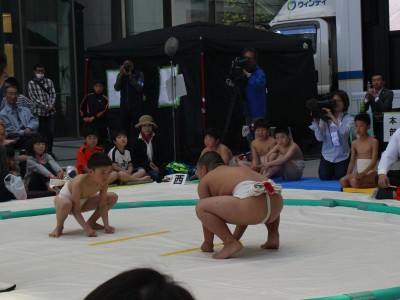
[197, 164, 283, 258]
[200, 165, 267, 196]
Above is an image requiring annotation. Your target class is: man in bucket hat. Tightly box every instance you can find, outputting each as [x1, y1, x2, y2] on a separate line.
[131, 115, 167, 182]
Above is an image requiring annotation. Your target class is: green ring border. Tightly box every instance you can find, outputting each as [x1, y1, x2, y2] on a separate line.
[1, 197, 400, 300]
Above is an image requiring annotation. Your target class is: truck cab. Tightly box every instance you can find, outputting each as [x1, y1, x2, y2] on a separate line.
[271, 18, 335, 96]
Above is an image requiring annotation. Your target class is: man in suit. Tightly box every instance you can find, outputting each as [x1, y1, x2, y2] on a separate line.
[364, 73, 393, 113]
[363, 73, 394, 154]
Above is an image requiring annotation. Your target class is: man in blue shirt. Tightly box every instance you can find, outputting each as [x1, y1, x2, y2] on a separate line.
[0, 85, 39, 150]
[241, 48, 267, 145]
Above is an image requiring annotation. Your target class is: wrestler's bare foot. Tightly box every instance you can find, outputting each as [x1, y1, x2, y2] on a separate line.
[49, 226, 64, 238]
[201, 241, 214, 253]
[213, 240, 243, 259]
[261, 234, 279, 249]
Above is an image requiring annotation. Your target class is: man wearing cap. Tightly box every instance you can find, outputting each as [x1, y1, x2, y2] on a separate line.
[114, 59, 144, 136]
[131, 115, 167, 182]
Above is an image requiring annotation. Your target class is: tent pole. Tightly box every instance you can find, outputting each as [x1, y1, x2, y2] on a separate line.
[201, 51, 206, 133]
[200, 34, 206, 133]
[170, 59, 177, 161]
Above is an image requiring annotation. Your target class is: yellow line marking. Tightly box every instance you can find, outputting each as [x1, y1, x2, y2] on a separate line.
[88, 230, 170, 246]
[160, 242, 223, 257]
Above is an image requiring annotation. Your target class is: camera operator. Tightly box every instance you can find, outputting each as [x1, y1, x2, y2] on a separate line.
[114, 58, 144, 136]
[309, 90, 354, 180]
[226, 48, 266, 146]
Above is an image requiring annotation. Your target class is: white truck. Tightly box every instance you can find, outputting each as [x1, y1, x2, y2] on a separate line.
[270, 0, 400, 115]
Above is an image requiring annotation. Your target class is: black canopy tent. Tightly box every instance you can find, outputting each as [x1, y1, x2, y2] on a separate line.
[86, 21, 317, 164]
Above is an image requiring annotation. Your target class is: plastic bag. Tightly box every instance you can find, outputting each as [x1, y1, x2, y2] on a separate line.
[4, 174, 27, 200]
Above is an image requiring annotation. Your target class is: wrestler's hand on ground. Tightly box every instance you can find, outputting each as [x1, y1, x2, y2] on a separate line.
[378, 174, 390, 188]
[104, 225, 115, 234]
[86, 227, 97, 237]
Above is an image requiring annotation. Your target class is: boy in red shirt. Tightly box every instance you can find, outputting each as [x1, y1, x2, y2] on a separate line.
[76, 128, 104, 174]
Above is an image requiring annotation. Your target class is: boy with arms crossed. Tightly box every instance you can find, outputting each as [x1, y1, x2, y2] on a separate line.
[49, 153, 118, 238]
[340, 113, 378, 188]
[238, 119, 276, 172]
[263, 126, 305, 180]
[196, 151, 283, 259]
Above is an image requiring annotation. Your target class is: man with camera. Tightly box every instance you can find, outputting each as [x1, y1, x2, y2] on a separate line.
[240, 48, 266, 145]
[114, 59, 144, 136]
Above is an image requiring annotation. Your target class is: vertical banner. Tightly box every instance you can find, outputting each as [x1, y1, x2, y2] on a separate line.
[158, 64, 180, 108]
[106, 69, 120, 108]
[383, 112, 400, 141]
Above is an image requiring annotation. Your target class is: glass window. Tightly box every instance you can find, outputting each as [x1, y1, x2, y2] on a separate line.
[272, 25, 317, 54]
[22, 0, 57, 22]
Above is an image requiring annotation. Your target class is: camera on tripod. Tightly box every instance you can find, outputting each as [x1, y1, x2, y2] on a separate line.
[306, 98, 336, 119]
[228, 56, 248, 83]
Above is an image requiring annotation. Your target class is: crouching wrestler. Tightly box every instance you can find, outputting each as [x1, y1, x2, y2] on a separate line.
[196, 151, 283, 259]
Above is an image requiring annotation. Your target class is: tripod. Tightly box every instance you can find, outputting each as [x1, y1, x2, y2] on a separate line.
[221, 84, 242, 143]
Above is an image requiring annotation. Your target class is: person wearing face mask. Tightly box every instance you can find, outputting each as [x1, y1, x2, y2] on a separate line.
[28, 63, 57, 157]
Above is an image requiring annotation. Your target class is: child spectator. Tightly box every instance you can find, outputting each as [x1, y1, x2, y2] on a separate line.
[199, 128, 236, 165]
[24, 135, 65, 193]
[340, 113, 378, 188]
[263, 126, 304, 180]
[108, 130, 151, 183]
[132, 115, 167, 182]
[80, 80, 110, 148]
[49, 153, 118, 238]
[238, 118, 277, 172]
[76, 128, 104, 174]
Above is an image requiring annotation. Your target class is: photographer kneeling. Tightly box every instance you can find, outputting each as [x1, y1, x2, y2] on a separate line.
[309, 90, 354, 180]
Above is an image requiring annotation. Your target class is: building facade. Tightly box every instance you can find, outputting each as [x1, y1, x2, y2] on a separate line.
[0, 0, 284, 138]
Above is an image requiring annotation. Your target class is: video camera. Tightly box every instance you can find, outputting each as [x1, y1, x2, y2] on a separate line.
[306, 98, 336, 119]
[228, 56, 248, 83]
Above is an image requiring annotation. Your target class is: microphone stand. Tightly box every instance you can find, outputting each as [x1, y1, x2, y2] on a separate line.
[169, 59, 177, 161]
